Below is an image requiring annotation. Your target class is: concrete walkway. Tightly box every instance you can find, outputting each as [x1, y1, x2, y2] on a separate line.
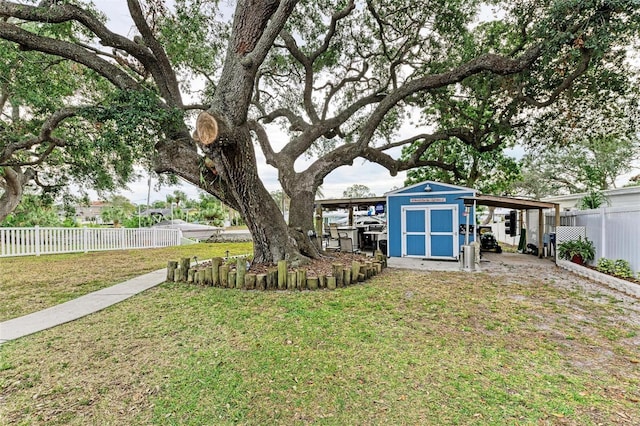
[0, 268, 167, 344]
[1, 256, 462, 344]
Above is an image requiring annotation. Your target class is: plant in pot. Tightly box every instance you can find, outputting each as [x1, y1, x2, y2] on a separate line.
[557, 236, 595, 265]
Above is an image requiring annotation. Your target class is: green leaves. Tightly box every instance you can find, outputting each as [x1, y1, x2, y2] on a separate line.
[516, 133, 639, 197]
[158, 0, 228, 79]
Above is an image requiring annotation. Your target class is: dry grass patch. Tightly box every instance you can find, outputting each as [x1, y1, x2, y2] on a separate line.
[0, 242, 252, 321]
[1, 267, 640, 425]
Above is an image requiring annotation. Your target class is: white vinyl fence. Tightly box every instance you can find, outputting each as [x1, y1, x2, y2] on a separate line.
[0, 226, 182, 258]
[558, 206, 640, 273]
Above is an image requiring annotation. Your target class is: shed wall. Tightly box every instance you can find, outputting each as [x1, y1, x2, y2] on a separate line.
[386, 183, 475, 258]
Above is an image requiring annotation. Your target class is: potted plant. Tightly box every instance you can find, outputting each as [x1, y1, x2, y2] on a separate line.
[557, 236, 595, 265]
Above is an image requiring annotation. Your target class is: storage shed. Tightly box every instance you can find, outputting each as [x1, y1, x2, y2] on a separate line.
[386, 181, 476, 259]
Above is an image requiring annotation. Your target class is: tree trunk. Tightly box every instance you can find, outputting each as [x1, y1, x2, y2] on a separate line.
[154, 0, 306, 266]
[199, 124, 308, 265]
[0, 166, 33, 223]
[287, 189, 323, 259]
[481, 206, 496, 225]
[288, 189, 315, 232]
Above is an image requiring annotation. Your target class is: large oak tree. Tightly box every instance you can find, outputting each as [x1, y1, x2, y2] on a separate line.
[0, 0, 638, 265]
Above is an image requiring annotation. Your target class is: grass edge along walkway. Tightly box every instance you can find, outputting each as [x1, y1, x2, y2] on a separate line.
[0, 268, 167, 344]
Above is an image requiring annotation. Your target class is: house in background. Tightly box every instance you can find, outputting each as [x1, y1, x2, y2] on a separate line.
[75, 200, 109, 224]
[543, 186, 640, 210]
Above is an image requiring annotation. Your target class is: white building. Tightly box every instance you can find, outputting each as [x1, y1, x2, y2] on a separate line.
[543, 186, 640, 210]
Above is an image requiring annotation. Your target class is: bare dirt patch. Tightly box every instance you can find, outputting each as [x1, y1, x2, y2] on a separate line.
[481, 251, 640, 321]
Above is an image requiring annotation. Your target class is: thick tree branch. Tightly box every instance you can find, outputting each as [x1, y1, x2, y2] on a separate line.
[247, 119, 277, 166]
[0, 1, 188, 107]
[321, 62, 370, 121]
[309, 1, 355, 62]
[127, 0, 183, 106]
[0, 22, 139, 90]
[278, 1, 356, 126]
[5, 141, 59, 167]
[215, 0, 298, 124]
[154, 137, 240, 211]
[241, 0, 298, 69]
[279, 44, 543, 173]
[1, 107, 78, 164]
[0, 2, 153, 60]
[360, 145, 462, 180]
[518, 48, 593, 108]
[352, 47, 544, 152]
[0, 165, 34, 222]
[280, 31, 319, 124]
[280, 92, 385, 160]
[259, 108, 309, 132]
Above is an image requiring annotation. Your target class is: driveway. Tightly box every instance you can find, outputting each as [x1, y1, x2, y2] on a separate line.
[387, 251, 640, 323]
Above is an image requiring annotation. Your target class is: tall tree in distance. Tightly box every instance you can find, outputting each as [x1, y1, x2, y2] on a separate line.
[342, 184, 376, 198]
[512, 134, 639, 198]
[0, 1, 638, 265]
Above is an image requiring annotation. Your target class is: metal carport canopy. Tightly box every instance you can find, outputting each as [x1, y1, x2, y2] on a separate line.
[459, 194, 560, 260]
[459, 194, 558, 210]
[315, 196, 386, 209]
[314, 196, 387, 234]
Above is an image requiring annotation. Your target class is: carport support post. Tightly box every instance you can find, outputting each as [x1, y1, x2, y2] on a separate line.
[554, 204, 560, 264]
[315, 205, 323, 238]
[464, 205, 471, 245]
[538, 208, 544, 258]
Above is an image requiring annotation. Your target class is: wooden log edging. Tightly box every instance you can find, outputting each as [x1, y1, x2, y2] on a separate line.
[166, 253, 388, 291]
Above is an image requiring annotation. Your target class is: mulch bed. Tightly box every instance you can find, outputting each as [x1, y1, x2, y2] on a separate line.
[250, 251, 370, 277]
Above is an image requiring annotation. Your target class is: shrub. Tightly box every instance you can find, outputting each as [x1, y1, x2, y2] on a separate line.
[614, 259, 635, 279]
[596, 258, 636, 279]
[557, 236, 595, 264]
[596, 258, 615, 275]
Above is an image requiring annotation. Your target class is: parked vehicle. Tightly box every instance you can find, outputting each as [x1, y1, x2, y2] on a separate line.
[480, 232, 502, 253]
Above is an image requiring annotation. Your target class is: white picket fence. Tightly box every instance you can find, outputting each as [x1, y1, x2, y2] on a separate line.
[0, 226, 182, 258]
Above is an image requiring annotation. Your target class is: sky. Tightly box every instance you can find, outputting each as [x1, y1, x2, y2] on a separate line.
[119, 156, 409, 205]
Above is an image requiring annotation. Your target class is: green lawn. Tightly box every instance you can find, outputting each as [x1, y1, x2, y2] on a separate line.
[1, 247, 640, 424]
[0, 242, 253, 321]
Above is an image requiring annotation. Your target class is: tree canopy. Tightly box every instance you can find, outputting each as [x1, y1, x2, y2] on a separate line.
[513, 134, 639, 198]
[0, 14, 176, 222]
[0, 0, 638, 264]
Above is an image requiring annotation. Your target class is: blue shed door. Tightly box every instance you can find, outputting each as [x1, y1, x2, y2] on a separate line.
[401, 206, 458, 259]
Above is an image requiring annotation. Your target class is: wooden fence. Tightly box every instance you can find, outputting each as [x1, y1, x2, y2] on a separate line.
[0, 226, 182, 258]
[167, 254, 388, 291]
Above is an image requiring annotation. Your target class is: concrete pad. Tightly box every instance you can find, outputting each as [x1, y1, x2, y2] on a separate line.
[387, 256, 468, 272]
[0, 269, 166, 344]
[385, 251, 556, 272]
